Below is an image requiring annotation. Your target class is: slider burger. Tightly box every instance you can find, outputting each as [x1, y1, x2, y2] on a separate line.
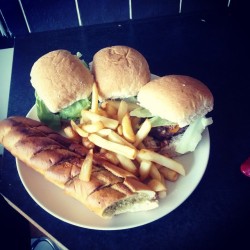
[30, 49, 94, 130]
[92, 45, 150, 101]
[130, 75, 214, 157]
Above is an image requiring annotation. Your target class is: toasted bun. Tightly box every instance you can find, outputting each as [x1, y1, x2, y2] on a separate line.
[30, 50, 94, 113]
[0, 116, 158, 219]
[137, 75, 214, 127]
[92, 46, 150, 100]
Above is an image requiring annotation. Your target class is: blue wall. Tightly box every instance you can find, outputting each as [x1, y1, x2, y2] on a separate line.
[0, 0, 233, 37]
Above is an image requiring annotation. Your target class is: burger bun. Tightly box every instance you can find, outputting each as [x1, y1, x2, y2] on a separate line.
[137, 75, 214, 127]
[30, 49, 94, 113]
[92, 46, 151, 100]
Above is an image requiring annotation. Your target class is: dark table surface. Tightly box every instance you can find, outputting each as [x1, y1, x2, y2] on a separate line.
[1, 11, 250, 250]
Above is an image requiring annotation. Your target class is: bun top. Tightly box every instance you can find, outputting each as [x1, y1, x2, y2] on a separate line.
[137, 75, 214, 127]
[92, 46, 150, 100]
[30, 50, 94, 113]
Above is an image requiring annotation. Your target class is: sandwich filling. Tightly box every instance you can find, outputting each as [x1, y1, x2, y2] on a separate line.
[35, 92, 91, 130]
[130, 106, 213, 156]
[103, 193, 158, 217]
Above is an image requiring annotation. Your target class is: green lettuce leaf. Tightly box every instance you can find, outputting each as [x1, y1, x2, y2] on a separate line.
[35, 92, 61, 130]
[130, 107, 176, 127]
[59, 98, 91, 120]
[130, 107, 153, 117]
[35, 92, 91, 130]
[149, 116, 176, 127]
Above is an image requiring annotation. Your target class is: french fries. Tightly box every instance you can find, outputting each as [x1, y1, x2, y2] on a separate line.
[70, 120, 88, 137]
[63, 126, 81, 142]
[149, 163, 162, 181]
[158, 166, 179, 182]
[136, 149, 185, 176]
[81, 121, 104, 133]
[88, 134, 137, 160]
[121, 113, 136, 143]
[116, 154, 137, 175]
[81, 110, 119, 129]
[101, 101, 118, 118]
[79, 149, 93, 182]
[134, 119, 151, 147]
[102, 151, 120, 165]
[103, 100, 140, 112]
[108, 130, 136, 149]
[81, 137, 95, 149]
[118, 100, 128, 122]
[91, 83, 99, 113]
[64, 82, 186, 199]
[139, 160, 152, 180]
[147, 179, 167, 192]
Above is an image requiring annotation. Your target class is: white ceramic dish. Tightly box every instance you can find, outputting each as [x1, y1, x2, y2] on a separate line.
[16, 105, 210, 230]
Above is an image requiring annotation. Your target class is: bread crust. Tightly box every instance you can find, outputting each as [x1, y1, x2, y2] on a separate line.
[30, 50, 94, 113]
[92, 46, 150, 100]
[0, 116, 157, 218]
[137, 75, 214, 127]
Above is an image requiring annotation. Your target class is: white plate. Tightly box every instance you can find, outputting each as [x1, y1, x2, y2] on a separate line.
[16, 105, 210, 230]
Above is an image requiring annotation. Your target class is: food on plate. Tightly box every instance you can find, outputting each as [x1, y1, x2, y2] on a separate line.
[30, 49, 94, 130]
[1, 45, 213, 220]
[0, 116, 158, 219]
[64, 83, 185, 193]
[92, 45, 150, 100]
[130, 75, 214, 157]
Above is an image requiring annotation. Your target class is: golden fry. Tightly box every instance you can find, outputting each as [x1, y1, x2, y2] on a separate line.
[158, 190, 167, 199]
[79, 149, 93, 182]
[81, 110, 118, 130]
[91, 83, 99, 113]
[103, 151, 120, 165]
[118, 100, 128, 123]
[81, 121, 104, 133]
[96, 128, 112, 137]
[104, 102, 118, 119]
[158, 166, 179, 182]
[131, 116, 141, 133]
[121, 113, 136, 143]
[134, 119, 151, 147]
[88, 134, 137, 159]
[97, 108, 108, 117]
[139, 160, 152, 180]
[117, 125, 123, 135]
[149, 163, 162, 181]
[108, 130, 136, 149]
[147, 179, 167, 192]
[70, 120, 88, 137]
[116, 154, 137, 175]
[136, 149, 185, 176]
[82, 137, 95, 149]
[63, 126, 81, 142]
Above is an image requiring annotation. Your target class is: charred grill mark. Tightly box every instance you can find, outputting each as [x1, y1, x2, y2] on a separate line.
[7, 116, 90, 156]
[45, 157, 83, 185]
[3, 117, 129, 196]
[33, 144, 63, 155]
[69, 143, 88, 157]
